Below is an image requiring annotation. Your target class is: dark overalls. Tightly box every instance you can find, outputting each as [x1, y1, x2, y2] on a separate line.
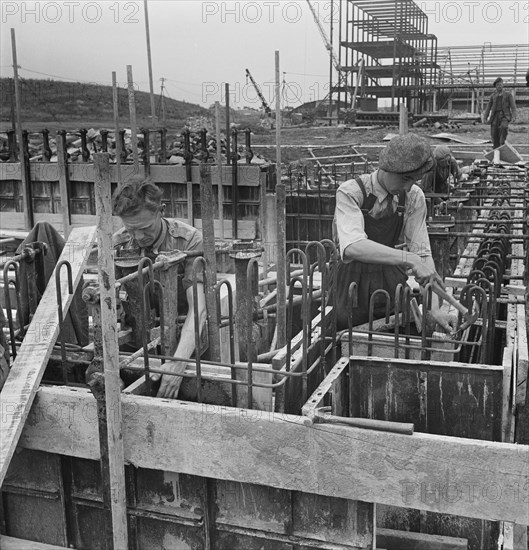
[334, 177, 408, 330]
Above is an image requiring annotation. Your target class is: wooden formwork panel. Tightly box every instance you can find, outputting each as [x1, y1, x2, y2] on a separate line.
[2, 449, 373, 549]
[1, 449, 67, 547]
[0, 162, 266, 238]
[15, 386, 529, 526]
[348, 356, 503, 550]
[305, 356, 506, 550]
[349, 357, 503, 440]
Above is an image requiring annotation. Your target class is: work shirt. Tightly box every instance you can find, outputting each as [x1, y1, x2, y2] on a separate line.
[483, 90, 517, 122]
[113, 217, 203, 293]
[333, 171, 431, 261]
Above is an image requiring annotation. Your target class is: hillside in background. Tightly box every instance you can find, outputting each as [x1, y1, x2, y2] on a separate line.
[0, 78, 209, 130]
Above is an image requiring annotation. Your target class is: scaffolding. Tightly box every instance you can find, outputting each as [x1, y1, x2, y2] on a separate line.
[435, 43, 529, 112]
[338, 0, 438, 114]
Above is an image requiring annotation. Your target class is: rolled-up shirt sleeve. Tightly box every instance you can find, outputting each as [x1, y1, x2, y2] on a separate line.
[334, 181, 367, 262]
[404, 188, 431, 258]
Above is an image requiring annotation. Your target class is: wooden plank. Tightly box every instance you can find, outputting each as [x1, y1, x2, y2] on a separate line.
[0, 535, 67, 550]
[272, 307, 331, 370]
[93, 153, 128, 547]
[340, 330, 458, 363]
[19, 385, 529, 525]
[516, 304, 529, 405]
[0, 163, 21, 180]
[502, 347, 515, 443]
[0, 226, 96, 486]
[509, 206, 527, 406]
[0, 161, 263, 187]
[376, 528, 467, 550]
[302, 357, 348, 417]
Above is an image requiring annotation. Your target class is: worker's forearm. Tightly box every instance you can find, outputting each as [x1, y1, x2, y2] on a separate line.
[343, 239, 423, 271]
[172, 287, 207, 362]
[172, 316, 203, 361]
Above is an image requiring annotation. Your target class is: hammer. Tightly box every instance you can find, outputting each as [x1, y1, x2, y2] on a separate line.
[430, 280, 479, 331]
[303, 407, 414, 435]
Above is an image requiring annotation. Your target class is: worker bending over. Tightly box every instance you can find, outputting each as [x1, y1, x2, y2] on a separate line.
[112, 178, 206, 399]
[420, 145, 462, 196]
[333, 134, 455, 332]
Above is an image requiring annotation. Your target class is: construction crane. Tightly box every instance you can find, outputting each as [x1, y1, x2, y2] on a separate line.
[305, 0, 353, 109]
[245, 68, 272, 117]
[305, 0, 343, 84]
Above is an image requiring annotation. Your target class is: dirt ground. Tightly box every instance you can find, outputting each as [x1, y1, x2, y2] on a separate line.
[250, 107, 529, 165]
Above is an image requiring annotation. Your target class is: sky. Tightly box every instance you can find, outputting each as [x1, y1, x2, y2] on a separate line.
[0, 0, 527, 109]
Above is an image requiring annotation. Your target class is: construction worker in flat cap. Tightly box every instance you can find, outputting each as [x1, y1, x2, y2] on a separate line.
[420, 145, 462, 196]
[482, 77, 517, 149]
[332, 133, 455, 332]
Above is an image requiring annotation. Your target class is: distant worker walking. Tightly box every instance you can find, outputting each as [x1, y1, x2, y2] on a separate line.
[482, 77, 517, 149]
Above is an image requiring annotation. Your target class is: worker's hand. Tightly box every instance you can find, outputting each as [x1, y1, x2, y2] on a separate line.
[426, 304, 457, 334]
[156, 360, 187, 399]
[409, 256, 443, 287]
[427, 308, 458, 334]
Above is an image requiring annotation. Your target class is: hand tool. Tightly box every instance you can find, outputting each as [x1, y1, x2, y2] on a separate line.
[303, 406, 414, 435]
[430, 279, 479, 329]
[409, 297, 422, 333]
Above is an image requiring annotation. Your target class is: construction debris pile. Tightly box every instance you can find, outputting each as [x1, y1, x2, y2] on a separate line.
[0, 127, 269, 166]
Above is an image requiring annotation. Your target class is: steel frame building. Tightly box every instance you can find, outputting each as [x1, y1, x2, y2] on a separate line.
[337, 0, 439, 114]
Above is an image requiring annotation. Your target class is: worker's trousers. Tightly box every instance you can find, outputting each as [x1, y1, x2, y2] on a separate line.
[491, 115, 509, 149]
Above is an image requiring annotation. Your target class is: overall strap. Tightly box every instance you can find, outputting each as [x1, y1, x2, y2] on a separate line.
[355, 177, 377, 213]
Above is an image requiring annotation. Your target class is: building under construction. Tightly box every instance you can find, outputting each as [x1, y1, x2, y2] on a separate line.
[337, 0, 439, 113]
[0, 1, 528, 548]
[316, 1, 529, 117]
[0, 119, 528, 549]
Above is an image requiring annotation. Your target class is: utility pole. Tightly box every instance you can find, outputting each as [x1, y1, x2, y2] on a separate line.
[144, 0, 157, 126]
[328, 0, 334, 125]
[159, 78, 166, 126]
[11, 28, 33, 230]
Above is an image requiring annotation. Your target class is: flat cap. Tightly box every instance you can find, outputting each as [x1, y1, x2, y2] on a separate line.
[433, 145, 451, 160]
[379, 134, 433, 177]
[493, 77, 503, 87]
